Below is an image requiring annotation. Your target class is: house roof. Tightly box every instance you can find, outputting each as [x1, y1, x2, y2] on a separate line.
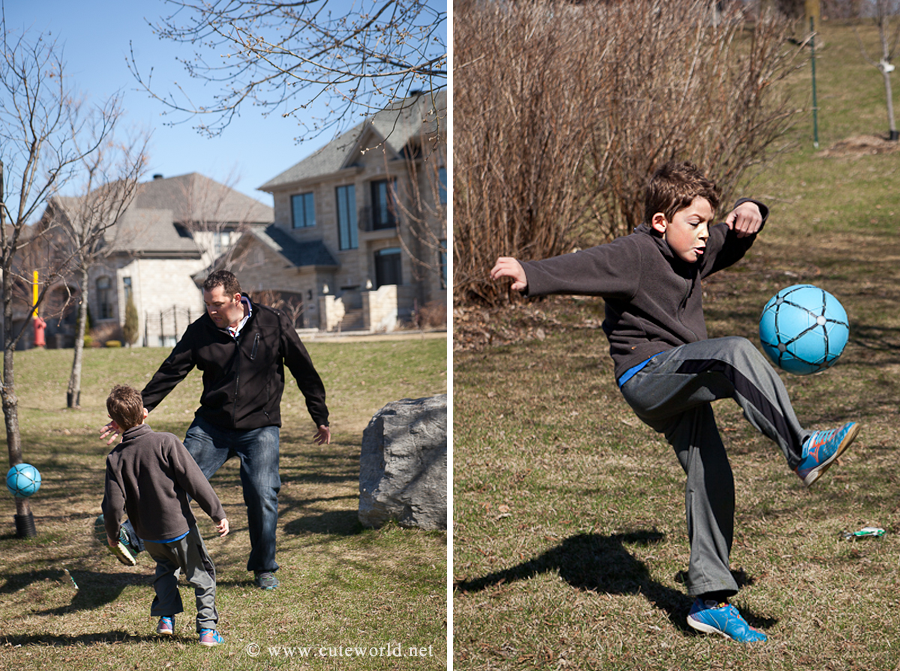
[259, 90, 447, 192]
[254, 225, 339, 268]
[135, 173, 273, 224]
[46, 173, 274, 258]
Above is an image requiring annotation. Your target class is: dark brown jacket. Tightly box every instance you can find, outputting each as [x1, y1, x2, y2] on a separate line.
[521, 200, 767, 380]
[102, 424, 225, 542]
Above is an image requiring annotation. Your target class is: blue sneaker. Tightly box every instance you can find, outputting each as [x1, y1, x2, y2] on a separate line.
[156, 616, 174, 636]
[795, 422, 860, 487]
[199, 628, 224, 646]
[687, 599, 767, 642]
[255, 571, 279, 590]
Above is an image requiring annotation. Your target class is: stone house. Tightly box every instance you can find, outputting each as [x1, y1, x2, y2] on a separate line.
[39, 173, 273, 347]
[220, 91, 447, 332]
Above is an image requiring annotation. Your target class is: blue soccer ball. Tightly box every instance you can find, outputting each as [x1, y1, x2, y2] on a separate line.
[759, 284, 849, 375]
[6, 463, 41, 498]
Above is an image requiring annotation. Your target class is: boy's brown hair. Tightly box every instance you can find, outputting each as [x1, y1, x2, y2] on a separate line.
[644, 161, 721, 226]
[107, 385, 145, 431]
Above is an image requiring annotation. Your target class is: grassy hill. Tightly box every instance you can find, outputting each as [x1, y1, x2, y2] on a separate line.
[453, 19, 900, 670]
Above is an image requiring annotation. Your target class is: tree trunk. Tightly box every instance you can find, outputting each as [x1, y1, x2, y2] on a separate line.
[883, 68, 898, 140]
[2, 163, 34, 534]
[67, 264, 89, 408]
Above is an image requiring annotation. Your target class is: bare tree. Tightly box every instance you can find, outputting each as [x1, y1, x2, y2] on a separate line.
[0, 25, 140, 535]
[390, 123, 447, 311]
[454, 0, 801, 306]
[47, 128, 149, 408]
[855, 0, 900, 140]
[129, 0, 447, 143]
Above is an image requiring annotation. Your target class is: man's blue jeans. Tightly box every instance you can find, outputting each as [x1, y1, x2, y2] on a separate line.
[184, 417, 281, 574]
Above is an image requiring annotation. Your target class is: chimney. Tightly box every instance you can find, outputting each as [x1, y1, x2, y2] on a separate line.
[153, 174, 164, 180]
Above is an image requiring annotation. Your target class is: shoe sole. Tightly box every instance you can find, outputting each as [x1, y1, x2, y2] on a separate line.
[107, 541, 137, 566]
[803, 423, 860, 488]
[687, 614, 734, 640]
[199, 640, 221, 647]
[157, 629, 174, 636]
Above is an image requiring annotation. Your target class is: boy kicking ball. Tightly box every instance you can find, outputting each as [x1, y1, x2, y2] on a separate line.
[101, 384, 230, 646]
[490, 161, 860, 643]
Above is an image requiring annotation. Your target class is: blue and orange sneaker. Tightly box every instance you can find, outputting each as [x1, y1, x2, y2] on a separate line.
[687, 599, 767, 642]
[156, 616, 174, 636]
[795, 422, 860, 487]
[199, 628, 224, 647]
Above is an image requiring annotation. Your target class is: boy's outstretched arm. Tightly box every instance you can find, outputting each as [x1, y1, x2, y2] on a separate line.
[490, 257, 528, 292]
[726, 200, 764, 238]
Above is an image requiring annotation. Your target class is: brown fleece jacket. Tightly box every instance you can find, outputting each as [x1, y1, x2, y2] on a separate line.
[102, 423, 225, 542]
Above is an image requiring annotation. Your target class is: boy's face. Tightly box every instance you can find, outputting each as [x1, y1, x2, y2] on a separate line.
[650, 196, 714, 264]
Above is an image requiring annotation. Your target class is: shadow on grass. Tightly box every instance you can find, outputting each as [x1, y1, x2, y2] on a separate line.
[0, 568, 148, 615]
[455, 531, 777, 635]
[283, 509, 363, 536]
[0, 631, 159, 647]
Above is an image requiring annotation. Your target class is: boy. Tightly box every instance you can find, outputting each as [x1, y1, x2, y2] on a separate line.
[490, 161, 859, 643]
[102, 384, 230, 647]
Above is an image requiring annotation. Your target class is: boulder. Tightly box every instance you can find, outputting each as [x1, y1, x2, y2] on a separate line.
[359, 394, 447, 530]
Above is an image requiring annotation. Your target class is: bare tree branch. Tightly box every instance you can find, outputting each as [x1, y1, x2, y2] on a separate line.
[128, 0, 447, 142]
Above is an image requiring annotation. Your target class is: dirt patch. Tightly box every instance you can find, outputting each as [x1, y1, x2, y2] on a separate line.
[818, 133, 900, 157]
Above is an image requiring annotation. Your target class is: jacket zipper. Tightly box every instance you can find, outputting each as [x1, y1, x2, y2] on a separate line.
[232, 334, 241, 426]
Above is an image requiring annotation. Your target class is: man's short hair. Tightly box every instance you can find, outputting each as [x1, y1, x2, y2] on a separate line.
[203, 270, 242, 297]
[644, 161, 721, 226]
[107, 385, 144, 432]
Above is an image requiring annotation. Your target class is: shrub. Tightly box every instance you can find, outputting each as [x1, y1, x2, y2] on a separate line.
[104, 340, 122, 348]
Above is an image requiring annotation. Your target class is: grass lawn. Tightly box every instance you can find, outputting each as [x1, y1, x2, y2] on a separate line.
[0, 339, 447, 670]
[453, 19, 900, 671]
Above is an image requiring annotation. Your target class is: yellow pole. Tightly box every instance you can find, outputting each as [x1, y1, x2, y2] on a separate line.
[32, 270, 38, 317]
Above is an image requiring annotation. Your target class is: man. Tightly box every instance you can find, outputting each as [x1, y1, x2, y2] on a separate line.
[102, 270, 329, 590]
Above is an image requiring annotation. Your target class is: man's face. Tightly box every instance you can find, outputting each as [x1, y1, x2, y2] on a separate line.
[651, 196, 713, 264]
[203, 286, 244, 328]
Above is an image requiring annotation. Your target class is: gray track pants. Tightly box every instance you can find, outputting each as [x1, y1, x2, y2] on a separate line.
[144, 525, 218, 632]
[619, 336, 811, 597]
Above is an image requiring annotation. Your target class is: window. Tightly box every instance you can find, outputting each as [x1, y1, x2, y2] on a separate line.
[123, 277, 132, 302]
[213, 231, 231, 257]
[374, 247, 402, 288]
[439, 239, 447, 288]
[96, 276, 113, 319]
[370, 179, 397, 230]
[438, 167, 447, 205]
[336, 184, 358, 250]
[291, 192, 316, 229]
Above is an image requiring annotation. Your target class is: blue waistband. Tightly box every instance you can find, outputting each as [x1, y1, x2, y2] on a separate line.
[144, 530, 190, 544]
[617, 353, 664, 387]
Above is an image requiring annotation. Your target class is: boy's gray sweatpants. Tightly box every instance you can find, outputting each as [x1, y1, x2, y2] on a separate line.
[619, 336, 810, 598]
[144, 525, 218, 632]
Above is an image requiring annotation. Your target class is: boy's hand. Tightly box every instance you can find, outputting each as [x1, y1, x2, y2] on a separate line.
[726, 201, 763, 238]
[107, 535, 118, 547]
[100, 420, 121, 446]
[490, 257, 528, 292]
[216, 518, 230, 537]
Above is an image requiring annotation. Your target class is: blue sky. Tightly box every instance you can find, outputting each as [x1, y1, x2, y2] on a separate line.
[3, 0, 359, 205]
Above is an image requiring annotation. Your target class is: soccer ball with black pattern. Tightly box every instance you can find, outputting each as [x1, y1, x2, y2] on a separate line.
[6, 463, 41, 498]
[759, 284, 850, 376]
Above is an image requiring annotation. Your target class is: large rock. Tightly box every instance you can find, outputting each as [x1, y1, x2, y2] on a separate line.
[359, 395, 447, 530]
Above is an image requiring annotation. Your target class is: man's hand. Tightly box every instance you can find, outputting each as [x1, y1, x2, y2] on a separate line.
[725, 201, 763, 238]
[490, 257, 528, 292]
[216, 518, 230, 537]
[100, 420, 121, 446]
[314, 425, 331, 445]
